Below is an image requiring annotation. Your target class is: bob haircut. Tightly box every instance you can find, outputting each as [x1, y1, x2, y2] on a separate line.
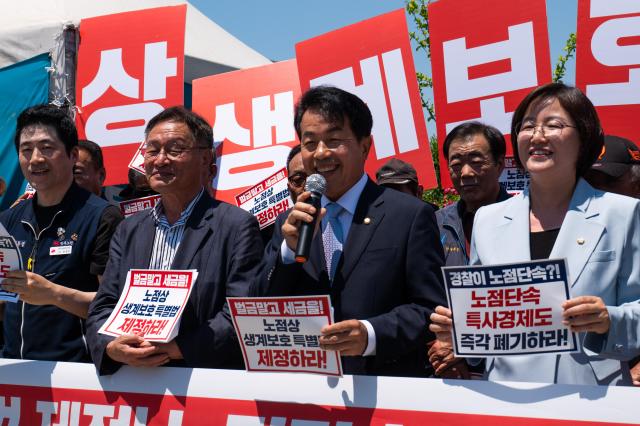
[510, 83, 604, 178]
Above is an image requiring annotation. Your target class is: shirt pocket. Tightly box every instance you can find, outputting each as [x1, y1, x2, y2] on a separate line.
[587, 249, 616, 263]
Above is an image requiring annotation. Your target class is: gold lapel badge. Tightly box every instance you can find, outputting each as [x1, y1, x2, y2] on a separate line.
[577, 238, 585, 245]
[363, 217, 371, 225]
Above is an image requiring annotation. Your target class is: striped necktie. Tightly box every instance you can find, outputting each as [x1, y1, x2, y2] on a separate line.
[322, 202, 344, 281]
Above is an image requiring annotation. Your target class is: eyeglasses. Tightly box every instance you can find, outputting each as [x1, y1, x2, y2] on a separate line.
[301, 138, 353, 152]
[517, 121, 576, 139]
[143, 144, 209, 160]
[288, 172, 307, 187]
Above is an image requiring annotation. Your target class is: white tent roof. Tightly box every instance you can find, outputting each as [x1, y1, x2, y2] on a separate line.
[0, 0, 271, 81]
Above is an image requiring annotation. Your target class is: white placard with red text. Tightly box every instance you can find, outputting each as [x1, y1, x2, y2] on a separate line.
[0, 223, 22, 302]
[429, 0, 551, 189]
[235, 168, 291, 229]
[444, 259, 578, 357]
[118, 194, 162, 218]
[295, 9, 437, 189]
[76, 5, 186, 185]
[98, 269, 197, 342]
[127, 141, 146, 175]
[229, 296, 342, 376]
[576, 0, 640, 145]
[192, 60, 300, 205]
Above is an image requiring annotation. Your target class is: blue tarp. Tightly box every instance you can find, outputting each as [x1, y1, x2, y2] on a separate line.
[0, 53, 50, 211]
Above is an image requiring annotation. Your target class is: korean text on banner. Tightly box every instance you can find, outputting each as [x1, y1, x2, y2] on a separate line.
[0, 222, 23, 302]
[576, 0, 640, 145]
[98, 269, 197, 342]
[295, 9, 437, 189]
[229, 296, 342, 376]
[192, 59, 300, 205]
[119, 194, 162, 218]
[76, 5, 186, 186]
[235, 168, 290, 229]
[429, 0, 551, 191]
[444, 259, 578, 357]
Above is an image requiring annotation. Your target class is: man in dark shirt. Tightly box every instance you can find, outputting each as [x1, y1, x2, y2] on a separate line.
[74, 139, 106, 197]
[436, 122, 510, 266]
[0, 104, 121, 362]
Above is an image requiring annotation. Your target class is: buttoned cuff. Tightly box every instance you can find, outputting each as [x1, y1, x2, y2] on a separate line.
[360, 320, 376, 356]
[280, 240, 296, 264]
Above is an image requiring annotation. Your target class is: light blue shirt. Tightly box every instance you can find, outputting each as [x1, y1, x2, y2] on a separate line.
[280, 173, 376, 356]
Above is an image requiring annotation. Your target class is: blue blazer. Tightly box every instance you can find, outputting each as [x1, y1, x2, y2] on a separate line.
[258, 179, 447, 377]
[86, 193, 264, 375]
[470, 179, 640, 385]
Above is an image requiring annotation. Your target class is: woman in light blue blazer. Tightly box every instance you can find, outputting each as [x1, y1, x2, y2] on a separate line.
[430, 83, 640, 385]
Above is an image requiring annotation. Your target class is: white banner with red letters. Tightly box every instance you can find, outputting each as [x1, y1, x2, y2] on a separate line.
[576, 0, 640, 145]
[234, 168, 291, 229]
[192, 59, 300, 206]
[0, 223, 22, 302]
[0, 359, 638, 425]
[444, 259, 578, 357]
[229, 295, 341, 376]
[119, 194, 162, 218]
[76, 5, 186, 185]
[429, 0, 551, 190]
[98, 269, 197, 343]
[295, 9, 437, 189]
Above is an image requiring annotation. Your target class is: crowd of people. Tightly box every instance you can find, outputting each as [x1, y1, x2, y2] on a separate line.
[0, 82, 639, 386]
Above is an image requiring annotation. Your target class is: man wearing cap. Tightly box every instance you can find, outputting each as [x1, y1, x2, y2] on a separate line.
[375, 159, 424, 198]
[585, 135, 640, 199]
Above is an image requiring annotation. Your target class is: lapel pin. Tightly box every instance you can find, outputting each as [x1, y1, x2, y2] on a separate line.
[363, 217, 371, 225]
[577, 238, 585, 245]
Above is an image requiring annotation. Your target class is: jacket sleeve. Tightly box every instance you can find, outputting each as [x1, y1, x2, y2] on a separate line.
[584, 201, 640, 360]
[174, 214, 264, 368]
[86, 220, 127, 375]
[367, 202, 447, 364]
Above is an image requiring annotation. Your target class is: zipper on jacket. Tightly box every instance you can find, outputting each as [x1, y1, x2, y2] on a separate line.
[19, 211, 62, 359]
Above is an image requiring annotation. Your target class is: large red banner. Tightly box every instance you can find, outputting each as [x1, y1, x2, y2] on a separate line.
[576, 1, 640, 145]
[192, 60, 300, 205]
[0, 359, 636, 425]
[295, 9, 437, 189]
[76, 6, 186, 185]
[429, 0, 551, 188]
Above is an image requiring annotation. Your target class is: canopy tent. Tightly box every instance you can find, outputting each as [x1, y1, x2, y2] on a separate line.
[0, 0, 272, 82]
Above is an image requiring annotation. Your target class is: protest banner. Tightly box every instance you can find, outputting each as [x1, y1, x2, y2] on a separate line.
[76, 5, 186, 185]
[192, 59, 300, 207]
[295, 9, 437, 189]
[127, 141, 146, 175]
[0, 223, 22, 302]
[234, 168, 290, 229]
[429, 0, 551, 190]
[118, 194, 162, 218]
[0, 359, 637, 425]
[444, 259, 578, 357]
[98, 269, 197, 342]
[229, 295, 341, 376]
[576, 0, 640, 145]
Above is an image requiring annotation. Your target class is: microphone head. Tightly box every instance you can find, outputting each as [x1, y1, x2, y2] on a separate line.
[304, 173, 327, 195]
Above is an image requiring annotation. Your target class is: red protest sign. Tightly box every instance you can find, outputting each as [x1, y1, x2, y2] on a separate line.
[192, 59, 301, 205]
[295, 9, 437, 189]
[576, 1, 640, 145]
[76, 5, 186, 185]
[429, 0, 551, 188]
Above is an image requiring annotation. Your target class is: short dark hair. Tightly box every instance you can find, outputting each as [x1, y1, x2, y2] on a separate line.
[15, 104, 78, 154]
[145, 106, 214, 154]
[443, 121, 506, 163]
[77, 139, 104, 170]
[286, 144, 302, 173]
[511, 83, 604, 178]
[294, 86, 373, 141]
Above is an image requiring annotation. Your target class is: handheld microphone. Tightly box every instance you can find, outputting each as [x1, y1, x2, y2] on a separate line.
[295, 174, 326, 263]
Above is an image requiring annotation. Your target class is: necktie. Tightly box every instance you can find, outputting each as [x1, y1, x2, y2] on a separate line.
[322, 202, 344, 281]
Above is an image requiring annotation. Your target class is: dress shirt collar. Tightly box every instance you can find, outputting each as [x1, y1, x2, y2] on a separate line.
[321, 173, 368, 216]
[151, 188, 204, 228]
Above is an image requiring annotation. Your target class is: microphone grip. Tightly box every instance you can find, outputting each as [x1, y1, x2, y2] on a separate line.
[294, 192, 322, 263]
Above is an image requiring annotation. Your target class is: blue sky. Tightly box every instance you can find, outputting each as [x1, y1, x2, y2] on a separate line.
[189, 0, 578, 131]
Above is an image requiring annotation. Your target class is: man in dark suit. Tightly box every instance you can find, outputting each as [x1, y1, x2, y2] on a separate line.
[86, 107, 263, 375]
[259, 86, 446, 377]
